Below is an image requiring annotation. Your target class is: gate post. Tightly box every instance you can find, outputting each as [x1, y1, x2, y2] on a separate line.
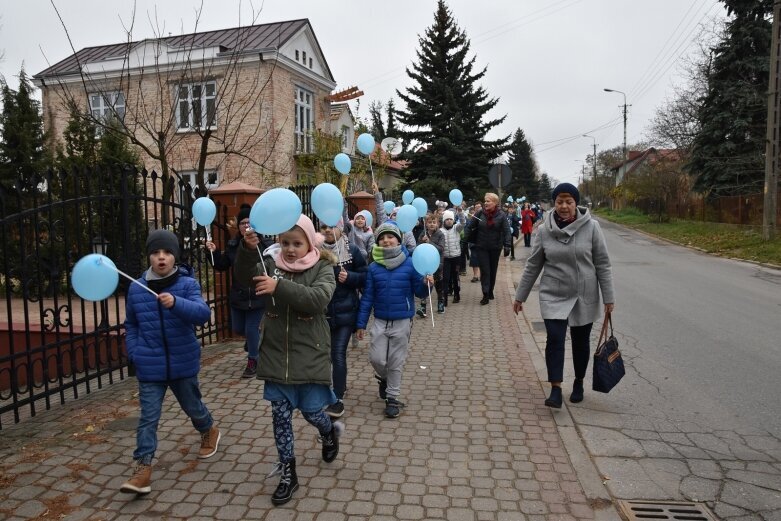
[208, 182, 264, 341]
[346, 190, 377, 222]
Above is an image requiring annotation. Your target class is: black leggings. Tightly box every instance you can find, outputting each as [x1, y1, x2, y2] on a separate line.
[477, 248, 501, 297]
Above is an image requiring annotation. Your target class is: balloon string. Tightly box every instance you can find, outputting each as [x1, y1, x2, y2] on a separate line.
[369, 158, 375, 187]
[428, 282, 435, 328]
[99, 260, 159, 297]
[256, 244, 276, 307]
[206, 229, 214, 266]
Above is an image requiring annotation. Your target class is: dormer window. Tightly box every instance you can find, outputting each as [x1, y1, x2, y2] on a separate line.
[295, 50, 299, 60]
[309, 58, 313, 69]
[302, 51, 307, 63]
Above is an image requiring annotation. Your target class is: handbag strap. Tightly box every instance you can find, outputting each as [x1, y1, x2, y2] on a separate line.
[595, 312, 613, 353]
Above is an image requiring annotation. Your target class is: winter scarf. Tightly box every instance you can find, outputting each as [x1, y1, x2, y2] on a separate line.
[321, 235, 353, 266]
[484, 207, 498, 226]
[145, 266, 180, 293]
[272, 214, 322, 273]
[553, 211, 576, 229]
[371, 244, 406, 270]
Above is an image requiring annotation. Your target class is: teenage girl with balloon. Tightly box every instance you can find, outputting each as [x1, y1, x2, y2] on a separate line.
[234, 214, 344, 506]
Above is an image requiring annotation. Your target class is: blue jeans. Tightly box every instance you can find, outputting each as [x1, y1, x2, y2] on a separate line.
[231, 307, 263, 361]
[134, 377, 213, 464]
[330, 325, 352, 399]
[543, 320, 593, 383]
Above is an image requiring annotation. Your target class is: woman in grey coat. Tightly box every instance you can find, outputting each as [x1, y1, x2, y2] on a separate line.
[513, 183, 615, 408]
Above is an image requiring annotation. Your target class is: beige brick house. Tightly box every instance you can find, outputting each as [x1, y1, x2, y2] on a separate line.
[32, 19, 338, 191]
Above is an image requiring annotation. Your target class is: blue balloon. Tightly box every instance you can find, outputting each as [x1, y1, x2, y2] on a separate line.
[412, 197, 428, 218]
[71, 254, 119, 301]
[311, 183, 344, 227]
[356, 133, 375, 155]
[449, 189, 463, 206]
[383, 200, 396, 216]
[412, 243, 440, 276]
[395, 204, 418, 233]
[333, 153, 351, 175]
[250, 188, 302, 235]
[402, 190, 414, 205]
[192, 197, 216, 226]
[507, 195, 514, 202]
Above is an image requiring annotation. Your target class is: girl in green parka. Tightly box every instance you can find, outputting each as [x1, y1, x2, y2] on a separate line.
[234, 214, 343, 507]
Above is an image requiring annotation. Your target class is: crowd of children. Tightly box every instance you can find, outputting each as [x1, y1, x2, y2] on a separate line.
[119, 189, 539, 506]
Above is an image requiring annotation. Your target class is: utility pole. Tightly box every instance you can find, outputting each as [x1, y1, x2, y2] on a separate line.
[764, 1, 781, 241]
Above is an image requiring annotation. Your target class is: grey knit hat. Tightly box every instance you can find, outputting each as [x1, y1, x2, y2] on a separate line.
[146, 229, 180, 261]
[374, 221, 402, 242]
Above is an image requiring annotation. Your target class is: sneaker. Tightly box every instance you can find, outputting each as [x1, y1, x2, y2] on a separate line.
[416, 303, 427, 318]
[120, 463, 152, 494]
[241, 359, 257, 379]
[452, 295, 460, 304]
[470, 277, 479, 283]
[437, 301, 445, 314]
[374, 373, 387, 400]
[384, 397, 403, 418]
[198, 425, 221, 459]
[325, 400, 345, 418]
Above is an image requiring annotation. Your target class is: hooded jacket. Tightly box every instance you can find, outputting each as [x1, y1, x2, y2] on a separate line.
[124, 264, 211, 382]
[233, 246, 336, 385]
[514, 207, 614, 326]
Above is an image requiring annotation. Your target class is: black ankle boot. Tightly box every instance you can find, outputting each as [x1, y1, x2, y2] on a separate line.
[545, 386, 563, 408]
[320, 421, 344, 463]
[569, 379, 584, 403]
[271, 460, 298, 506]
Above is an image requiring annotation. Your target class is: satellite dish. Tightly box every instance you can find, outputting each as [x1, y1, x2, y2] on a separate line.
[381, 137, 403, 156]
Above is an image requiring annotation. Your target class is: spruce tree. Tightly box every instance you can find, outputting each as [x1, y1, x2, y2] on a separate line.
[688, 0, 771, 196]
[506, 128, 539, 200]
[396, 0, 509, 201]
[538, 173, 553, 202]
[368, 100, 386, 142]
[385, 99, 400, 140]
[0, 68, 46, 191]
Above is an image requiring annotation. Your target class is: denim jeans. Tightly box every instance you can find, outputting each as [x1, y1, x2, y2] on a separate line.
[543, 319, 593, 383]
[134, 376, 213, 464]
[231, 306, 264, 361]
[330, 325, 352, 399]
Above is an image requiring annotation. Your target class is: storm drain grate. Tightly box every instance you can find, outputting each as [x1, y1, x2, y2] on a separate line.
[617, 500, 717, 521]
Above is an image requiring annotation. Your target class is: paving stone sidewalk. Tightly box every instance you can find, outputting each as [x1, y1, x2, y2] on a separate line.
[0, 259, 616, 520]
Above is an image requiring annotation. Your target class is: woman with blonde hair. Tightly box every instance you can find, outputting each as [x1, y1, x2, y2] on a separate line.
[463, 192, 512, 305]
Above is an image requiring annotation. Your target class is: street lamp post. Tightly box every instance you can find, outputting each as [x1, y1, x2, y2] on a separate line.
[91, 235, 110, 329]
[582, 134, 598, 205]
[603, 88, 628, 189]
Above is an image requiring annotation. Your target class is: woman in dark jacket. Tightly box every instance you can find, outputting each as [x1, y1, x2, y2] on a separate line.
[464, 192, 512, 305]
[206, 205, 274, 378]
[318, 220, 367, 418]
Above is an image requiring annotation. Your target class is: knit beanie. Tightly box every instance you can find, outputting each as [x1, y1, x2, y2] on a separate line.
[375, 221, 402, 243]
[146, 229, 180, 261]
[551, 183, 580, 204]
[236, 204, 251, 223]
[443, 210, 455, 222]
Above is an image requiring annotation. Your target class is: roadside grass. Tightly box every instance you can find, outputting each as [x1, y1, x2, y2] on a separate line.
[594, 208, 781, 266]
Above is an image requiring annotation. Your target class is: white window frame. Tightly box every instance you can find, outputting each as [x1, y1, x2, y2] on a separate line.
[176, 81, 217, 131]
[294, 86, 314, 154]
[88, 91, 125, 127]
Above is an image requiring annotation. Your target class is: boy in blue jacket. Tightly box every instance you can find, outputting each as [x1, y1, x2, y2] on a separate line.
[120, 230, 218, 495]
[355, 221, 433, 418]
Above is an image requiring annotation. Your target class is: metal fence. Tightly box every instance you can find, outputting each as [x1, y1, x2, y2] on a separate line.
[633, 190, 781, 227]
[0, 166, 231, 429]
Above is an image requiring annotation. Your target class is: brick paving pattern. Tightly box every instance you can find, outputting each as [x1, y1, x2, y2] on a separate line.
[0, 260, 601, 520]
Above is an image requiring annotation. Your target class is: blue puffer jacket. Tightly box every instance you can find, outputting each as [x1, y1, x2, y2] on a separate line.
[356, 248, 429, 329]
[325, 244, 368, 328]
[125, 265, 211, 382]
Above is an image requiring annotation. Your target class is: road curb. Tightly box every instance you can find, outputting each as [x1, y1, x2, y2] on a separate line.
[505, 263, 623, 521]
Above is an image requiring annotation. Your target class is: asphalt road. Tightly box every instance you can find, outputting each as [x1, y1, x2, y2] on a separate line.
[556, 220, 781, 519]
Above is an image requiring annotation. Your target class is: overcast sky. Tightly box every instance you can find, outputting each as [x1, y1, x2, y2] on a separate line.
[1, 0, 727, 189]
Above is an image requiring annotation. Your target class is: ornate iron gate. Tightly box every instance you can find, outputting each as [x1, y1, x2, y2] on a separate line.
[0, 166, 231, 429]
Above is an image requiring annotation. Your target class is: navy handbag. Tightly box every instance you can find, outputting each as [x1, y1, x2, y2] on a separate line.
[592, 313, 625, 393]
